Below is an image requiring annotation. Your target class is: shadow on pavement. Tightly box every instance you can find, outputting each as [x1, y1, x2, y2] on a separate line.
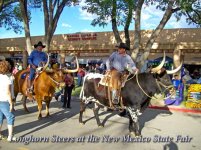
[139, 107, 173, 132]
[8, 99, 81, 137]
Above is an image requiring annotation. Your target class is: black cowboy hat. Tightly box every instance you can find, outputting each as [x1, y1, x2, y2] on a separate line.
[34, 41, 46, 48]
[115, 42, 129, 50]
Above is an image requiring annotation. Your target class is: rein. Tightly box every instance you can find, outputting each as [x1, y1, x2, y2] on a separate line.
[48, 75, 61, 87]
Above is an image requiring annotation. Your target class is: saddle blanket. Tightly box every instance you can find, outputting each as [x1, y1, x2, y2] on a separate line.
[85, 73, 110, 86]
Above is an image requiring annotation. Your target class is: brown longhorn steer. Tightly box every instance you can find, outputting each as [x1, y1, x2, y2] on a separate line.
[14, 56, 79, 119]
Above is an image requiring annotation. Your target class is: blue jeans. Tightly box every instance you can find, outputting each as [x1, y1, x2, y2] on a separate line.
[0, 102, 15, 125]
[29, 67, 36, 80]
[77, 74, 82, 86]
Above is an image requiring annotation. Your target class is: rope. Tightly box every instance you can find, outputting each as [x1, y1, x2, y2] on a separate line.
[135, 71, 175, 100]
[135, 71, 153, 99]
[126, 72, 136, 82]
[48, 76, 60, 86]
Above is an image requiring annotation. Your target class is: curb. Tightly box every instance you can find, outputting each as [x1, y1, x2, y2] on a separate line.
[149, 106, 201, 114]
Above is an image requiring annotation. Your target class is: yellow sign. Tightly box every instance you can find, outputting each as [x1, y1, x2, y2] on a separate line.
[187, 84, 201, 101]
[185, 102, 201, 109]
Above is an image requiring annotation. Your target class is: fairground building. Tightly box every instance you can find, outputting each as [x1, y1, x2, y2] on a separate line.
[0, 28, 201, 73]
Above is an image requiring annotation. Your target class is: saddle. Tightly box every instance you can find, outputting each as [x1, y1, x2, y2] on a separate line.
[98, 70, 130, 110]
[99, 71, 129, 88]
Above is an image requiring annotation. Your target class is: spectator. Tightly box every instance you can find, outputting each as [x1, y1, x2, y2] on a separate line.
[0, 60, 16, 142]
[77, 68, 85, 87]
[63, 73, 75, 108]
[172, 75, 181, 90]
[12, 64, 19, 75]
[95, 63, 103, 74]
[18, 63, 23, 71]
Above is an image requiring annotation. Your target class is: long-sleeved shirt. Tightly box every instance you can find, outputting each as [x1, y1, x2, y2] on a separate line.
[28, 50, 47, 67]
[106, 51, 136, 72]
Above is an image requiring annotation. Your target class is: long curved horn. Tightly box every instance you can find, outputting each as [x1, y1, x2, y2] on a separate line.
[43, 53, 50, 71]
[151, 52, 166, 73]
[166, 62, 183, 74]
[63, 56, 79, 73]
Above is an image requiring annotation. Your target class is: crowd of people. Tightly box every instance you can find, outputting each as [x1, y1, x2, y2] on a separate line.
[0, 40, 201, 142]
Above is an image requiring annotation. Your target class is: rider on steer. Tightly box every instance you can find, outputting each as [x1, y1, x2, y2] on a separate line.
[27, 41, 48, 93]
[106, 42, 138, 108]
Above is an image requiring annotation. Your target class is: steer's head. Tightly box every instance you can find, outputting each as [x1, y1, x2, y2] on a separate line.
[44, 69, 65, 88]
[150, 52, 182, 92]
[44, 56, 79, 88]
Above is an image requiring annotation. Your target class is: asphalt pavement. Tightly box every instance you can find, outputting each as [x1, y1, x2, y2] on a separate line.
[0, 95, 201, 150]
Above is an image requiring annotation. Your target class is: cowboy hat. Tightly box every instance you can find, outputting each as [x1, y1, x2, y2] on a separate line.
[115, 42, 129, 50]
[34, 41, 46, 48]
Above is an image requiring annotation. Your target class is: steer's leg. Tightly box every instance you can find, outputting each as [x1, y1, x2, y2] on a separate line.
[22, 96, 29, 113]
[127, 107, 141, 136]
[37, 99, 43, 119]
[79, 100, 86, 125]
[45, 99, 50, 117]
[93, 103, 103, 127]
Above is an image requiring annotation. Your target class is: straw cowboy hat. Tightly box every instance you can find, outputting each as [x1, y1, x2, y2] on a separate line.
[34, 41, 46, 48]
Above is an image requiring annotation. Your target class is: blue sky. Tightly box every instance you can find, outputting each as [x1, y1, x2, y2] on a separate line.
[0, 1, 197, 39]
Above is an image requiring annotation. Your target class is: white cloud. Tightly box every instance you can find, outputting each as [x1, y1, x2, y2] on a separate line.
[78, 0, 98, 21]
[166, 15, 196, 28]
[79, 8, 97, 21]
[61, 23, 72, 28]
[80, 29, 95, 32]
[143, 4, 163, 19]
[140, 3, 197, 29]
[141, 3, 165, 29]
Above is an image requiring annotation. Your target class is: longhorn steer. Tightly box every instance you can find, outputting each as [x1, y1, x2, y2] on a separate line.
[14, 56, 79, 119]
[79, 54, 182, 136]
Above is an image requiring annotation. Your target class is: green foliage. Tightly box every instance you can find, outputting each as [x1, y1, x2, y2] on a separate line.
[146, 0, 201, 27]
[83, 0, 134, 27]
[181, 0, 201, 27]
[72, 86, 81, 96]
[0, 3, 23, 33]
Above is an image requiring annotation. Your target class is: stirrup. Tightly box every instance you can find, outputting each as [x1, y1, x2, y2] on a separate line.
[112, 97, 119, 105]
[27, 88, 33, 94]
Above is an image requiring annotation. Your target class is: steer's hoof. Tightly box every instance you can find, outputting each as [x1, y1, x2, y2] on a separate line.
[38, 115, 42, 120]
[79, 122, 85, 126]
[129, 132, 141, 137]
[98, 124, 104, 128]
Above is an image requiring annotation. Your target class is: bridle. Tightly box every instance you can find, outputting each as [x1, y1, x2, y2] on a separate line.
[135, 71, 175, 100]
[48, 72, 64, 87]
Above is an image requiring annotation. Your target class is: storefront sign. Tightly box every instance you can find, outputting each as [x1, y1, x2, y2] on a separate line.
[67, 33, 97, 41]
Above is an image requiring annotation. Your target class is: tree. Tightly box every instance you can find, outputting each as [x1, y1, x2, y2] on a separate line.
[180, 0, 201, 27]
[83, 0, 134, 48]
[137, 0, 200, 68]
[42, 0, 79, 52]
[82, 0, 200, 69]
[0, 0, 23, 33]
[19, 0, 33, 68]
[137, 0, 179, 68]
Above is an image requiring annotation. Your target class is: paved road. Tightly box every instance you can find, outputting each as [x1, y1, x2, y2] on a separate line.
[0, 95, 201, 150]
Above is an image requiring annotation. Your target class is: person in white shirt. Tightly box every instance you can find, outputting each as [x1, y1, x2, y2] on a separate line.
[0, 60, 15, 142]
